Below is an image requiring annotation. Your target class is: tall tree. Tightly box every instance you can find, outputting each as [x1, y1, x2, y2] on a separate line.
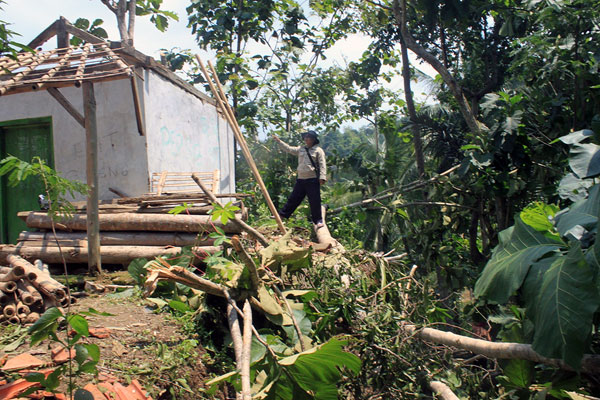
[99, 0, 177, 45]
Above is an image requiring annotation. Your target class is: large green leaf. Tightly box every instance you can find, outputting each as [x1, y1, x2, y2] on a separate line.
[474, 217, 563, 303]
[259, 337, 360, 400]
[555, 185, 600, 236]
[529, 244, 600, 369]
[277, 337, 361, 399]
[569, 143, 600, 179]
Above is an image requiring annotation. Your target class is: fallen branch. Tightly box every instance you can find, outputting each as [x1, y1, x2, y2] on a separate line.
[401, 324, 600, 375]
[330, 165, 460, 214]
[225, 294, 243, 367]
[241, 300, 252, 400]
[192, 173, 269, 246]
[144, 261, 228, 298]
[429, 381, 459, 400]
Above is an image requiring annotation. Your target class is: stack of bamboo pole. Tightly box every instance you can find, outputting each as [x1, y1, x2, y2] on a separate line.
[0, 255, 70, 325]
[0, 194, 248, 265]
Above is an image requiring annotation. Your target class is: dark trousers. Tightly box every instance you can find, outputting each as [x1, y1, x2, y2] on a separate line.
[279, 178, 322, 223]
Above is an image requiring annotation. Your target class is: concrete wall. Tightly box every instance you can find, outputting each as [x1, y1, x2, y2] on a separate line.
[143, 69, 235, 194]
[0, 79, 149, 200]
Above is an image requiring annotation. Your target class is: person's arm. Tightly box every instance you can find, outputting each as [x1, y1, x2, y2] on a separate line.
[317, 148, 327, 184]
[272, 135, 300, 155]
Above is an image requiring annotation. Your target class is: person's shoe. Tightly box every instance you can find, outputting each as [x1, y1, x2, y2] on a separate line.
[315, 221, 325, 229]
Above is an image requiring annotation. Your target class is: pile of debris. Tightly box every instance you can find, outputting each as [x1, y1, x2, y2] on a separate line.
[0, 192, 249, 266]
[0, 255, 69, 325]
[0, 351, 151, 400]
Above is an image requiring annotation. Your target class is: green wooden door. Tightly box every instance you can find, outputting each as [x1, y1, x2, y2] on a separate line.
[0, 118, 54, 244]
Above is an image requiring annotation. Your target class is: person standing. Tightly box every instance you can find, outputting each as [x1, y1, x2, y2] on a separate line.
[272, 130, 327, 228]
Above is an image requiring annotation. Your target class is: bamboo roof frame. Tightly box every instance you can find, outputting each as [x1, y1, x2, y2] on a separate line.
[0, 43, 133, 96]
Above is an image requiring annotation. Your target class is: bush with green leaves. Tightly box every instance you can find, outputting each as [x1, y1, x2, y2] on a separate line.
[0, 155, 88, 218]
[24, 307, 112, 399]
[475, 129, 600, 370]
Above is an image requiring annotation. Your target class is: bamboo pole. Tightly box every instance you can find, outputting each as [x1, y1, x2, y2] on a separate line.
[207, 60, 286, 234]
[0, 281, 17, 293]
[83, 81, 102, 275]
[195, 55, 285, 234]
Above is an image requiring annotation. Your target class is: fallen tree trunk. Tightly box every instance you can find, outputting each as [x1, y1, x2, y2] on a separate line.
[314, 206, 343, 251]
[401, 324, 600, 375]
[0, 245, 220, 265]
[17, 231, 216, 247]
[21, 212, 243, 233]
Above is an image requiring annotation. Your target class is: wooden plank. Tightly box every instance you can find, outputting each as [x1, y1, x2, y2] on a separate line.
[47, 87, 85, 127]
[157, 172, 168, 195]
[56, 17, 70, 49]
[130, 73, 145, 136]
[83, 81, 102, 274]
[28, 20, 59, 48]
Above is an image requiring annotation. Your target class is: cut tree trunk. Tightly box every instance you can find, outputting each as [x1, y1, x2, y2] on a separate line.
[0, 245, 220, 265]
[22, 212, 243, 233]
[17, 231, 215, 247]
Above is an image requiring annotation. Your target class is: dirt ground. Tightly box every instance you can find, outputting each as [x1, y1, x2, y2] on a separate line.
[0, 271, 232, 400]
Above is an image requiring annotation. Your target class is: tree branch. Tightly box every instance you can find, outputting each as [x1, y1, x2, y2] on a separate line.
[241, 300, 253, 400]
[401, 324, 600, 375]
[391, 0, 482, 137]
[429, 381, 459, 400]
[127, 0, 136, 46]
[100, 0, 117, 13]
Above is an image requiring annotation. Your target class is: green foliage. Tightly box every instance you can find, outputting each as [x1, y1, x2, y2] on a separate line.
[0, 0, 32, 59]
[475, 131, 600, 369]
[206, 337, 361, 399]
[209, 201, 240, 225]
[25, 307, 109, 396]
[70, 18, 108, 46]
[0, 156, 88, 219]
[136, 0, 179, 32]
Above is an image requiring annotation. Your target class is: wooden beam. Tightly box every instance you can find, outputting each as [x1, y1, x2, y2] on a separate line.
[83, 81, 102, 275]
[47, 87, 85, 127]
[28, 20, 59, 49]
[130, 74, 145, 136]
[56, 17, 70, 49]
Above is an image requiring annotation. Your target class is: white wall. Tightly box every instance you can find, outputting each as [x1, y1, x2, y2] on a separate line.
[0, 79, 149, 200]
[143, 69, 235, 194]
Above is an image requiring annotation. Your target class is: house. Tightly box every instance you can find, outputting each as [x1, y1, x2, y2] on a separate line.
[0, 18, 235, 245]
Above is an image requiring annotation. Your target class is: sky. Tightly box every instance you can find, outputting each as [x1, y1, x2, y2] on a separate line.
[2, 0, 437, 127]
